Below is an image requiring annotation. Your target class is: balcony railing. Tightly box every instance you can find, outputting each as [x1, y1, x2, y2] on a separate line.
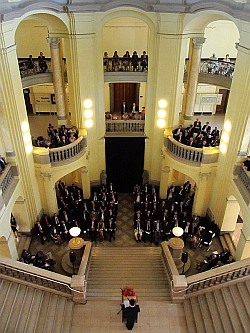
[33, 136, 87, 165]
[164, 136, 220, 166]
[105, 120, 145, 134]
[238, 166, 250, 194]
[18, 58, 67, 79]
[0, 164, 14, 196]
[103, 57, 147, 72]
[185, 58, 235, 78]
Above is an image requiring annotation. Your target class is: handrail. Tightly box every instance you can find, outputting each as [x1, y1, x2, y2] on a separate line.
[18, 57, 67, 79]
[105, 120, 145, 133]
[238, 165, 250, 194]
[164, 136, 220, 165]
[103, 57, 147, 72]
[0, 164, 14, 195]
[0, 256, 76, 295]
[186, 257, 250, 295]
[49, 136, 87, 163]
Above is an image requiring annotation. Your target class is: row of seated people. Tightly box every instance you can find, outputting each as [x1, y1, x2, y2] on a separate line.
[196, 248, 233, 272]
[133, 182, 195, 244]
[21, 250, 56, 271]
[33, 123, 79, 148]
[173, 118, 220, 147]
[104, 50, 148, 72]
[57, 181, 118, 242]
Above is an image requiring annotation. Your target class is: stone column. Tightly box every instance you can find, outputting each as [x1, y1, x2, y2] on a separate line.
[192, 171, 213, 217]
[41, 172, 58, 215]
[47, 37, 68, 126]
[81, 166, 90, 200]
[182, 37, 206, 121]
[160, 166, 170, 199]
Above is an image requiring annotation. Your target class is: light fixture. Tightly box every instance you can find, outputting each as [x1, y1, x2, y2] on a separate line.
[85, 119, 93, 128]
[25, 143, 33, 153]
[157, 119, 166, 128]
[223, 120, 231, 132]
[219, 143, 227, 154]
[69, 227, 81, 245]
[172, 226, 184, 237]
[84, 109, 93, 118]
[23, 133, 31, 143]
[21, 121, 29, 132]
[221, 132, 229, 143]
[84, 99, 93, 109]
[159, 99, 167, 108]
[157, 109, 166, 118]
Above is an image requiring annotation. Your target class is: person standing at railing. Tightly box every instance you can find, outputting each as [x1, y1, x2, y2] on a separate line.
[123, 51, 130, 71]
[140, 51, 148, 72]
[27, 54, 35, 73]
[112, 51, 119, 71]
[131, 51, 139, 71]
[121, 100, 127, 117]
[208, 53, 218, 73]
[38, 51, 48, 73]
[242, 156, 250, 171]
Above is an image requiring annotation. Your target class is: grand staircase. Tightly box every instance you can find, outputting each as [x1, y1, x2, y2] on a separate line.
[0, 279, 74, 333]
[184, 279, 250, 333]
[86, 247, 171, 301]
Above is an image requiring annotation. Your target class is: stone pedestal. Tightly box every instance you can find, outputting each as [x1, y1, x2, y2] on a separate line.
[169, 237, 184, 270]
[61, 238, 85, 275]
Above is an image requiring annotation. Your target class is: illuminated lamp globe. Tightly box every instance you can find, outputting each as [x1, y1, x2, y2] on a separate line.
[223, 120, 231, 132]
[84, 99, 93, 109]
[158, 109, 167, 118]
[23, 133, 31, 143]
[219, 143, 227, 154]
[172, 226, 184, 237]
[157, 119, 166, 128]
[69, 227, 81, 245]
[25, 143, 33, 153]
[85, 119, 93, 128]
[21, 121, 29, 132]
[158, 99, 167, 108]
[221, 132, 229, 143]
[84, 109, 93, 118]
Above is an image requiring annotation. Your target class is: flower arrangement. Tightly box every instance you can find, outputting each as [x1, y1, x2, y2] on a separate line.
[122, 287, 136, 297]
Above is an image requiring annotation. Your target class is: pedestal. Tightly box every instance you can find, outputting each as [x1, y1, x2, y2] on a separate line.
[61, 238, 85, 275]
[168, 237, 191, 274]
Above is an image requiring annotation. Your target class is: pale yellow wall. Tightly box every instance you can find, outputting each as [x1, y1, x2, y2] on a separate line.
[103, 17, 148, 56]
[202, 20, 239, 58]
[15, 20, 51, 58]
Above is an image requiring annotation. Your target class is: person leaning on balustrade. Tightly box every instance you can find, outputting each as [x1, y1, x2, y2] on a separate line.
[242, 156, 250, 171]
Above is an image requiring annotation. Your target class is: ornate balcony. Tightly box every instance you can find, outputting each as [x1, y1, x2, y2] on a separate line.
[33, 136, 87, 166]
[0, 164, 19, 209]
[164, 135, 220, 166]
[105, 120, 145, 137]
[234, 165, 250, 205]
[184, 58, 235, 89]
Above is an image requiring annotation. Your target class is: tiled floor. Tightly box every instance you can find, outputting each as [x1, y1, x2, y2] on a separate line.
[71, 301, 188, 333]
[29, 193, 222, 277]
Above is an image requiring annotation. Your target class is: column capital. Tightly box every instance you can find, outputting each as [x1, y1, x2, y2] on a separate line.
[47, 37, 60, 49]
[192, 37, 206, 49]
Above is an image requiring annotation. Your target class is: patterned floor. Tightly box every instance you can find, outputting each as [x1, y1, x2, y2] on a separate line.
[29, 193, 222, 277]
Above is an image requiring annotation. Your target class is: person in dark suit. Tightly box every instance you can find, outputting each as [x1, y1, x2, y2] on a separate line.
[121, 101, 127, 116]
[140, 51, 148, 71]
[38, 52, 47, 73]
[193, 118, 201, 136]
[0, 155, 7, 170]
[122, 299, 140, 330]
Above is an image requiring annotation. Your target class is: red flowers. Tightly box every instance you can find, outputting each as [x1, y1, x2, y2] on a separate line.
[122, 287, 136, 297]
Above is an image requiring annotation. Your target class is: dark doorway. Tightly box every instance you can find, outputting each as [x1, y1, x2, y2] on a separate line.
[23, 89, 33, 114]
[105, 137, 145, 192]
[110, 83, 140, 115]
[216, 89, 229, 114]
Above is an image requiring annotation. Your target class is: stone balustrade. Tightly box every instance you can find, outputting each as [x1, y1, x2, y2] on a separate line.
[103, 57, 147, 72]
[0, 255, 73, 296]
[164, 136, 220, 166]
[33, 136, 87, 165]
[105, 120, 145, 134]
[0, 164, 14, 195]
[186, 257, 250, 295]
[238, 166, 250, 194]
